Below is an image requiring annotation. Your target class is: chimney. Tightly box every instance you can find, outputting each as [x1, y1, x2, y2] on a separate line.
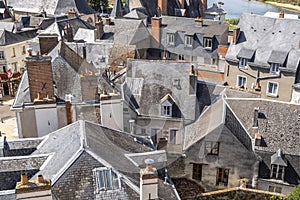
[253, 107, 259, 127]
[158, 0, 168, 15]
[39, 34, 58, 55]
[68, 8, 77, 19]
[194, 17, 203, 27]
[66, 101, 72, 125]
[140, 159, 158, 200]
[178, 0, 185, 9]
[151, 17, 162, 49]
[254, 132, 262, 146]
[16, 174, 52, 200]
[279, 11, 284, 18]
[25, 52, 55, 103]
[105, 18, 111, 25]
[95, 18, 104, 40]
[232, 28, 240, 45]
[200, 0, 207, 18]
[64, 22, 74, 42]
[189, 65, 197, 95]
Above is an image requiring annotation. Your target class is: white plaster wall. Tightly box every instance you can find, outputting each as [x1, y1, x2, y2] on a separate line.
[100, 99, 123, 131]
[35, 105, 58, 137]
[291, 89, 300, 104]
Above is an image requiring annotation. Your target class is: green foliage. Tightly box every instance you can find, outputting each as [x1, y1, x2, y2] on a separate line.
[287, 183, 300, 200]
[88, 0, 109, 12]
[270, 195, 285, 200]
[225, 18, 240, 31]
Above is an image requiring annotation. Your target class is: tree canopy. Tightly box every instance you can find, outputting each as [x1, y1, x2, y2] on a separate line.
[88, 0, 109, 12]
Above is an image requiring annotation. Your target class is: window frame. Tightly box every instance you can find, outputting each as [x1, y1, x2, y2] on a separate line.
[169, 129, 177, 144]
[167, 33, 175, 46]
[93, 167, 120, 192]
[270, 164, 285, 180]
[178, 54, 185, 60]
[236, 75, 247, 88]
[192, 163, 202, 181]
[203, 37, 213, 50]
[184, 35, 193, 48]
[239, 58, 248, 68]
[270, 63, 281, 74]
[268, 185, 282, 193]
[11, 48, 16, 58]
[266, 81, 279, 97]
[205, 141, 220, 155]
[216, 168, 229, 186]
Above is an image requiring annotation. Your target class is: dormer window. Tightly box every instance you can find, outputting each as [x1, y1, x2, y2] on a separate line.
[270, 63, 280, 74]
[203, 37, 213, 50]
[185, 35, 193, 48]
[160, 94, 176, 117]
[163, 105, 171, 116]
[270, 165, 284, 180]
[239, 58, 248, 68]
[270, 149, 287, 181]
[167, 33, 175, 46]
[93, 167, 120, 192]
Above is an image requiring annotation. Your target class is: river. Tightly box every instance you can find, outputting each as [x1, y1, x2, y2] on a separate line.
[208, 0, 300, 19]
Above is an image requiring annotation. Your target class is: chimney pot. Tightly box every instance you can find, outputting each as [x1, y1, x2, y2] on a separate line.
[145, 159, 154, 172]
[37, 175, 44, 183]
[27, 48, 33, 56]
[21, 173, 28, 185]
[279, 11, 284, 18]
[190, 64, 195, 75]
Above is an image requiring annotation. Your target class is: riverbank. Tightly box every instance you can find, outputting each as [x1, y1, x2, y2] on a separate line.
[264, 1, 300, 13]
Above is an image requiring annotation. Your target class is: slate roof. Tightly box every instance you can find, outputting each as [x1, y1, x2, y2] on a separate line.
[0, 29, 37, 45]
[225, 13, 300, 73]
[205, 3, 226, 15]
[6, 0, 95, 16]
[225, 99, 300, 156]
[125, 60, 198, 121]
[124, 9, 148, 20]
[0, 22, 14, 32]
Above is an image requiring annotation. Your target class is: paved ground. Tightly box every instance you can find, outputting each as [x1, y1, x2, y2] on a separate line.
[0, 96, 18, 139]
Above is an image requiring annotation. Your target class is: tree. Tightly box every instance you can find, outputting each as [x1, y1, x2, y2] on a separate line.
[88, 0, 109, 12]
[287, 183, 300, 200]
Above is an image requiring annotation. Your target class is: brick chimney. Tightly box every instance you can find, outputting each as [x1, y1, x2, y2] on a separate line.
[151, 17, 162, 49]
[66, 101, 72, 125]
[68, 8, 77, 19]
[16, 174, 52, 200]
[95, 18, 104, 40]
[200, 0, 207, 17]
[25, 51, 55, 103]
[279, 11, 284, 18]
[158, 0, 168, 15]
[189, 65, 197, 95]
[39, 34, 58, 55]
[140, 159, 158, 200]
[232, 27, 240, 45]
[64, 22, 74, 42]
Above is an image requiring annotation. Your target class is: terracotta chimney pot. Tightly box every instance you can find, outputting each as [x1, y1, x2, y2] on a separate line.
[21, 173, 28, 185]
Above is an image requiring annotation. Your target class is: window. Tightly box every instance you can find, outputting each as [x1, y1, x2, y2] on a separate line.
[0, 51, 4, 59]
[203, 37, 212, 50]
[22, 46, 26, 55]
[237, 76, 246, 88]
[12, 62, 17, 72]
[192, 164, 202, 181]
[163, 105, 171, 116]
[178, 54, 185, 60]
[93, 168, 120, 192]
[151, 129, 159, 145]
[169, 129, 177, 144]
[205, 141, 219, 155]
[11, 48, 15, 57]
[270, 63, 280, 74]
[269, 185, 282, 193]
[267, 82, 278, 97]
[185, 35, 193, 48]
[271, 164, 284, 180]
[141, 128, 146, 134]
[216, 168, 229, 186]
[167, 33, 175, 46]
[239, 58, 248, 68]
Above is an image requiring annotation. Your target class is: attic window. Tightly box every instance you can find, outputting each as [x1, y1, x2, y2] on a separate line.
[270, 63, 280, 74]
[239, 58, 248, 68]
[160, 94, 174, 117]
[203, 37, 213, 50]
[270, 165, 285, 180]
[184, 35, 193, 48]
[167, 33, 175, 46]
[93, 167, 120, 192]
[205, 141, 219, 155]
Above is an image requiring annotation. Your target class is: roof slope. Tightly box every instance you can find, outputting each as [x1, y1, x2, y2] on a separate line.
[0, 29, 36, 45]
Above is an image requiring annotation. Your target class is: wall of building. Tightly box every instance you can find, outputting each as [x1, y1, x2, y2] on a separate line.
[17, 109, 38, 138]
[224, 64, 295, 102]
[71, 103, 100, 124]
[291, 88, 300, 104]
[56, 105, 68, 129]
[257, 179, 295, 195]
[35, 104, 58, 137]
[100, 99, 123, 131]
[183, 126, 258, 192]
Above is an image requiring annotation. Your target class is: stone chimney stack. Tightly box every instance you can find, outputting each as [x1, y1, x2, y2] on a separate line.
[39, 34, 58, 55]
[95, 18, 104, 40]
[16, 174, 52, 200]
[25, 50, 55, 103]
[189, 65, 197, 95]
[158, 0, 168, 15]
[200, 0, 207, 18]
[140, 159, 158, 200]
[232, 27, 240, 45]
[68, 8, 77, 19]
[151, 17, 162, 49]
[279, 11, 284, 18]
[64, 22, 74, 42]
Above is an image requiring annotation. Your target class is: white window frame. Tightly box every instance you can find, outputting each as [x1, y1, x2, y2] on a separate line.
[236, 76, 247, 88]
[203, 37, 213, 50]
[93, 167, 120, 192]
[267, 81, 278, 97]
[162, 105, 171, 116]
[169, 129, 177, 144]
[167, 33, 175, 46]
[270, 63, 280, 74]
[184, 35, 193, 48]
[239, 58, 248, 68]
[270, 164, 285, 180]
